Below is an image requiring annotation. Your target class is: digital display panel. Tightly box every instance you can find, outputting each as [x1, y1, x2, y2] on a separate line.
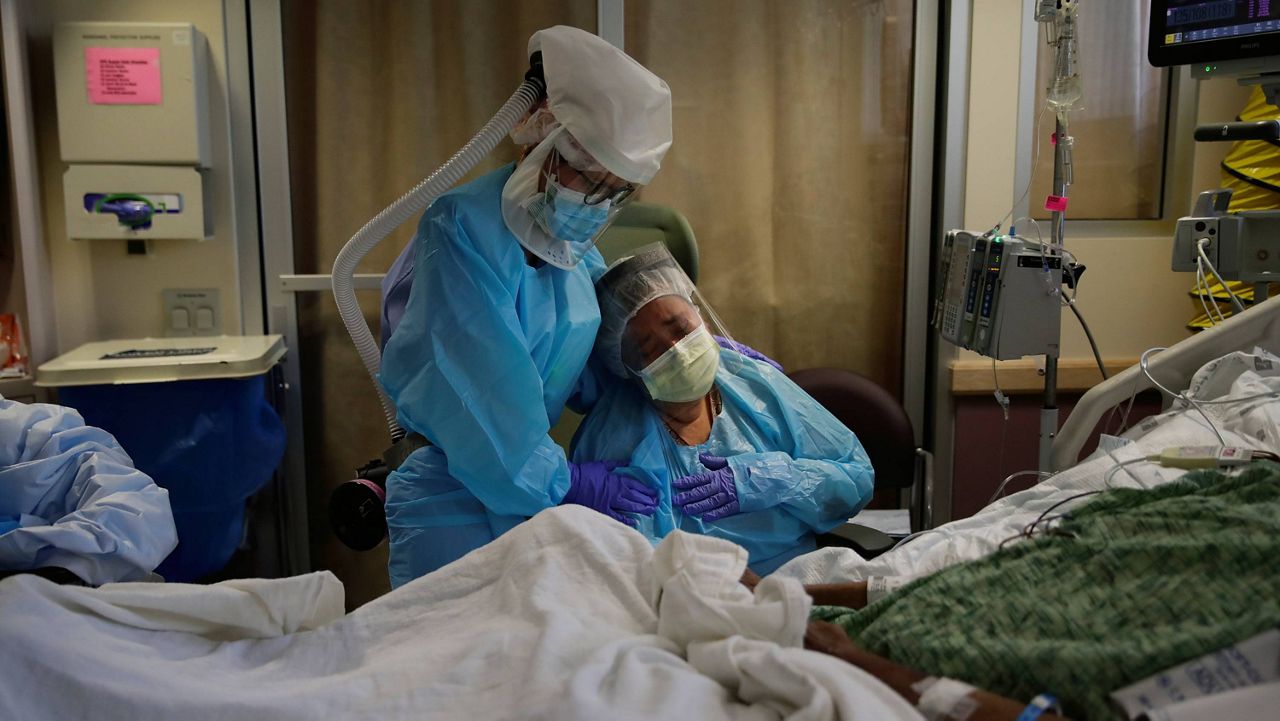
[1160, 0, 1277, 45]
[1150, 0, 1280, 66]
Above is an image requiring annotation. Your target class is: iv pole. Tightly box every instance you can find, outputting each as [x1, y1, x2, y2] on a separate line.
[1036, 0, 1080, 471]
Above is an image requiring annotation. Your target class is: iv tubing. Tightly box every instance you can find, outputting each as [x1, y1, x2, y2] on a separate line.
[332, 76, 546, 440]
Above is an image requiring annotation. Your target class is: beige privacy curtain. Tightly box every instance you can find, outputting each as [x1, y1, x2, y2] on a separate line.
[626, 0, 913, 388]
[283, 0, 914, 606]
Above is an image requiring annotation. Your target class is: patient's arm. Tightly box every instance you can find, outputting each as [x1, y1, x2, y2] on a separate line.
[803, 582, 868, 609]
[737, 573, 870, 609]
[804, 622, 1067, 721]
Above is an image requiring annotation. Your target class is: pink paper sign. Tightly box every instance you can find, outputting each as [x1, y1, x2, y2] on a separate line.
[1044, 195, 1069, 212]
[85, 47, 162, 105]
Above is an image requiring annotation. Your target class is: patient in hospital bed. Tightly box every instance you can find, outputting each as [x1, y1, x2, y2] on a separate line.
[570, 243, 875, 573]
[776, 462, 1280, 720]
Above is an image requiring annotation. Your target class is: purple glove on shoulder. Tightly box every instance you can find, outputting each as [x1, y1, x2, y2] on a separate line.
[672, 453, 742, 522]
[714, 336, 782, 372]
[562, 461, 658, 527]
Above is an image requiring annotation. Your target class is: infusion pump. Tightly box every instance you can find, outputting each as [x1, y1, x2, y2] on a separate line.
[931, 230, 1064, 360]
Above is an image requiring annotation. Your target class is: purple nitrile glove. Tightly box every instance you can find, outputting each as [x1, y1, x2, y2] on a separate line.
[714, 335, 783, 372]
[671, 453, 742, 522]
[562, 460, 658, 527]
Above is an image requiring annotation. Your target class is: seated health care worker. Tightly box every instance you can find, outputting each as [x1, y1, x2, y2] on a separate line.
[572, 245, 875, 573]
[377, 26, 672, 587]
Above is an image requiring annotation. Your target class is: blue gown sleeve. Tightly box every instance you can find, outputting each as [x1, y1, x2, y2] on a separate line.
[725, 369, 875, 533]
[563, 251, 608, 416]
[379, 203, 572, 517]
[565, 355, 607, 415]
[0, 399, 177, 584]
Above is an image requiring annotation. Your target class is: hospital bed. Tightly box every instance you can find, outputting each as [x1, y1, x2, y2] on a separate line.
[777, 293, 1280, 586]
[4, 296, 1276, 721]
[1053, 293, 1280, 470]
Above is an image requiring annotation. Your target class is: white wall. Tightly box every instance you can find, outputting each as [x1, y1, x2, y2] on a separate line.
[21, 0, 246, 352]
[961, 0, 1254, 365]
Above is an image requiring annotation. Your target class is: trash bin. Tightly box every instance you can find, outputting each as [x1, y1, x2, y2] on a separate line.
[37, 336, 287, 581]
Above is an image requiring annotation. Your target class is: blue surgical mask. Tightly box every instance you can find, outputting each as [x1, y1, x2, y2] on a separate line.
[527, 179, 612, 245]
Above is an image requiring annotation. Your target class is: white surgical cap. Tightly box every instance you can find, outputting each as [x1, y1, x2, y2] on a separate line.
[595, 243, 696, 378]
[530, 26, 673, 184]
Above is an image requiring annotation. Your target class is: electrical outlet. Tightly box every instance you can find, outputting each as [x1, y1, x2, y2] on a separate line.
[163, 288, 221, 337]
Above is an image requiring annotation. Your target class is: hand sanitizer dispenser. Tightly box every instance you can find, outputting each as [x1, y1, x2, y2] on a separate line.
[54, 22, 212, 240]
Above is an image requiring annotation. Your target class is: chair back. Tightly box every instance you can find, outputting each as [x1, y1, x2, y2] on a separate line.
[787, 367, 917, 490]
[594, 202, 699, 282]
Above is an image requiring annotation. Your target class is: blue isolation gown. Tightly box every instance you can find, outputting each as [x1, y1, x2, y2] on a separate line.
[570, 352, 875, 574]
[0, 398, 177, 584]
[379, 163, 605, 587]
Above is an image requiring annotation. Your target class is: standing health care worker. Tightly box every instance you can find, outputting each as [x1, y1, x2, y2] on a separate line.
[377, 26, 672, 587]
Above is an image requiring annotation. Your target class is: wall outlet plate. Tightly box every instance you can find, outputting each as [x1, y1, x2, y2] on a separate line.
[163, 288, 221, 337]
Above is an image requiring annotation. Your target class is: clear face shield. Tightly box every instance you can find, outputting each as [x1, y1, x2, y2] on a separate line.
[502, 115, 643, 269]
[596, 243, 749, 403]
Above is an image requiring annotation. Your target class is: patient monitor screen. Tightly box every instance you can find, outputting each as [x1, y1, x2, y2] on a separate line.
[1155, 1, 1280, 54]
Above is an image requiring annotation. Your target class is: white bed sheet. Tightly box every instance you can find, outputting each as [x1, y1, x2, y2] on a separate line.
[776, 348, 1280, 586]
[0, 505, 921, 721]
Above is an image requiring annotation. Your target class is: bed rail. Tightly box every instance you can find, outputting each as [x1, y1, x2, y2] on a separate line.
[1051, 295, 1280, 471]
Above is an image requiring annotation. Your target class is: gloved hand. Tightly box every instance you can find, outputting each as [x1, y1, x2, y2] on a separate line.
[714, 336, 783, 372]
[672, 453, 742, 521]
[562, 461, 658, 527]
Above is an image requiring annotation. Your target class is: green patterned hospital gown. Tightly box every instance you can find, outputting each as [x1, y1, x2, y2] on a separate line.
[814, 462, 1280, 720]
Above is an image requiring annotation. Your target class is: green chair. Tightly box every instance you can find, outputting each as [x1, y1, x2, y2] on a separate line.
[548, 202, 698, 452]
[594, 201, 699, 282]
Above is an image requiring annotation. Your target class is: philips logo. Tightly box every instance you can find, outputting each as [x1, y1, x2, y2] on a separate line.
[1240, 42, 1261, 49]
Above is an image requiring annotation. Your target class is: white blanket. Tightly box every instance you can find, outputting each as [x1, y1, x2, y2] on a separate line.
[0, 505, 920, 721]
[777, 348, 1280, 586]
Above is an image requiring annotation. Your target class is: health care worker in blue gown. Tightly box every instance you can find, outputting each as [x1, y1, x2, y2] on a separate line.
[572, 244, 876, 574]
[377, 26, 674, 587]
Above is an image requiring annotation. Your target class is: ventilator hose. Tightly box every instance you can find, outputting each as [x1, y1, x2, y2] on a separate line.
[332, 78, 546, 441]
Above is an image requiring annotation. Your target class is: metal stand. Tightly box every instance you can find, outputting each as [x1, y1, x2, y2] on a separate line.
[1038, 114, 1071, 472]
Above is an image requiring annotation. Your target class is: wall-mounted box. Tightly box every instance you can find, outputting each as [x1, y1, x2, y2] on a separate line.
[54, 22, 210, 167]
[63, 164, 211, 240]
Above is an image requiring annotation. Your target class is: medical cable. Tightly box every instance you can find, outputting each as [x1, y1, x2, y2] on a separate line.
[1010, 220, 1105, 381]
[1139, 348, 1227, 448]
[1111, 369, 1144, 434]
[1194, 256, 1224, 326]
[1200, 260, 1224, 325]
[1010, 218, 1079, 267]
[1102, 444, 1147, 487]
[989, 470, 1055, 505]
[988, 107, 1050, 235]
[1103, 456, 1153, 489]
[996, 490, 1101, 550]
[332, 73, 547, 440]
[1062, 289, 1107, 381]
[991, 359, 1012, 481]
[1110, 347, 1276, 438]
[1196, 239, 1246, 316]
[888, 528, 942, 552]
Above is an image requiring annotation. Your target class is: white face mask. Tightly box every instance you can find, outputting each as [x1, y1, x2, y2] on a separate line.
[633, 325, 721, 403]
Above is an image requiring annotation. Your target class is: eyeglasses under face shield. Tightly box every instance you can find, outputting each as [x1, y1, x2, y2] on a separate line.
[545, 135, 638, 206]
